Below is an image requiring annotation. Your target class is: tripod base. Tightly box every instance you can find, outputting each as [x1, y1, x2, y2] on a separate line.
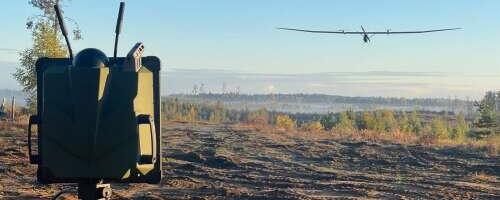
[77, 183, 112, 200]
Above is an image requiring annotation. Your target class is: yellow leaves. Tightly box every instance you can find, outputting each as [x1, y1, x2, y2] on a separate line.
[430, 117, 450, 140]
[304, 121, 324, 133]
[275, 114, 295, 131]
[335, 111, 355, 130]
[32, 21, 67, 58]
[186, 106, 198, 122]
[14, 20, 68, 112]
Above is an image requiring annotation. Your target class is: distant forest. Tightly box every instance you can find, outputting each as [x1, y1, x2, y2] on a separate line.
[168, 93, 475, 116]
[162, 91, 500, 144]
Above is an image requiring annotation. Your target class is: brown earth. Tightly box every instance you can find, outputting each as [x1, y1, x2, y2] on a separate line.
[1, 122, 499, 199]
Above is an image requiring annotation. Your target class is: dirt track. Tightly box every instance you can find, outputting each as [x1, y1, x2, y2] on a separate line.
[1, 122, 499, 199]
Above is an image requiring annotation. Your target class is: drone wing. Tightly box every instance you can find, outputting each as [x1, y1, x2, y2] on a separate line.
[277, 27, 360, 34]
[366, 28, 462, 34]
[278, 27, 461, 34]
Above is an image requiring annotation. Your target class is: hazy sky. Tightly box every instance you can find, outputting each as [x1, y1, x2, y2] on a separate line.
[1, 1, 500, 98]
[2, 1, 500, 73]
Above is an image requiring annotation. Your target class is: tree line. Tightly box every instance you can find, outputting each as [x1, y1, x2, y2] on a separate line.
[162, 90, 500, 144]
[170, 93, 475, 115]
[161, 98, 465, 141]
[172, 93, 472, 108]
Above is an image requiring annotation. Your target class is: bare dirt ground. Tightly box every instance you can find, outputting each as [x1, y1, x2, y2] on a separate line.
[1, 122, 499, 199]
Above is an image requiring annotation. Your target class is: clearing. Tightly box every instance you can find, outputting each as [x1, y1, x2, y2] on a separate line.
[1, 122, 499, 199]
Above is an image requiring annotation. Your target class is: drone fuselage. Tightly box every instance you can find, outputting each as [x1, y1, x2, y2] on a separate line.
[363, 34, 370, 43]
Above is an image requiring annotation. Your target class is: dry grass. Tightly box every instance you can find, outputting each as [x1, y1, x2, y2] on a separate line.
[465, 135, 500, 156]
[469, 171, 498, 183]
[0, 121, 27, 132]
[2, 121, 499, 199]
[0, 114, 29, 131]
[329, 128, 418, 145]
[238, 122, 500, 156]
[329, 127, 500, 156]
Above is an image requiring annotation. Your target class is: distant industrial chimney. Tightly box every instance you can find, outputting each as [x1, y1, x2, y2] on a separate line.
[11, 96, 15, 121]
[0, 97, 5, 111]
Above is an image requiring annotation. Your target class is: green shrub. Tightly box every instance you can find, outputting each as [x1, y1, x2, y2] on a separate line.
[320, 113, 336, 130]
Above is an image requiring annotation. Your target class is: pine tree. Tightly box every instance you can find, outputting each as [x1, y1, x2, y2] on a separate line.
[452, 113, 469, 142]
[335, 111, 355, 130]
[409, 110, 423, 135]
[473, 91, 497, 138]
[320, 112, 336, 130]
[398, 111, 412, 133]
[360, 111, 376, 130]
[380, 109, 398, 132]
[431, 117, 449, 140]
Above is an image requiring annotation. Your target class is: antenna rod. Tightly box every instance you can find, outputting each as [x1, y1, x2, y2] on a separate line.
[54, 4, 73, 60]
[114, 2, 125, 62]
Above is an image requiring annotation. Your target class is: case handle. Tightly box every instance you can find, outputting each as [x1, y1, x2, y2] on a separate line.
[28, 115, 40, 164]
[136, 114, 156, 165]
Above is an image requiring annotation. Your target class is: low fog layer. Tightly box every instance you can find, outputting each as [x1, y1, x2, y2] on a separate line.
[164, 68, 499, 99]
